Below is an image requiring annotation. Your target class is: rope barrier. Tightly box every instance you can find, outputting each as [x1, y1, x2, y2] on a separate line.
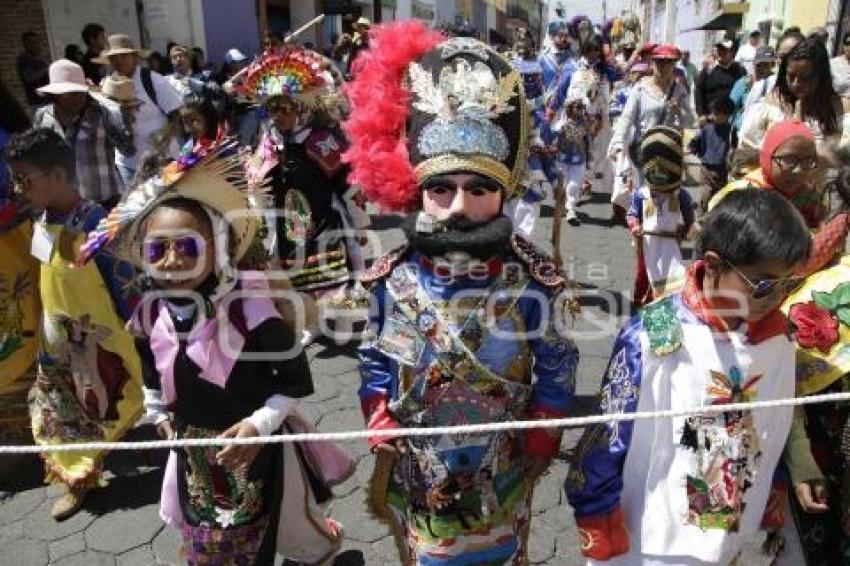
[3, 391, 849, 454]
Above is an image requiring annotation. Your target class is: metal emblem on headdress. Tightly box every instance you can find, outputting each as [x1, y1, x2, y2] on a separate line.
[410, 52, 517, 162]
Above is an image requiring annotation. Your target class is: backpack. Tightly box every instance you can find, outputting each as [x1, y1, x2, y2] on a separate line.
[140, 67, 166, 116]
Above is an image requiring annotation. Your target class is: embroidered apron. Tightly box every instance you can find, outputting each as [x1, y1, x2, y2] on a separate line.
[29, 222, 143, 487]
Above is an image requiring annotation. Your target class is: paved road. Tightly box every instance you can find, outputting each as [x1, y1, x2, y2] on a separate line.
[0, 169, 638, 565]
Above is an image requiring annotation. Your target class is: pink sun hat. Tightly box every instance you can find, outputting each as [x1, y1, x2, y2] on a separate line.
[36, 59, 89, 96]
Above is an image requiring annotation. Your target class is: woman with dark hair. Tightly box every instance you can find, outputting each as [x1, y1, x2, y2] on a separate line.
[740, 38, 850, 149]
[177, 95, 224, 159]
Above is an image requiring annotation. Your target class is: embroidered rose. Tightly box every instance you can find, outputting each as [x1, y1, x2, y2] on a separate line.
[789, 302, 840, 353]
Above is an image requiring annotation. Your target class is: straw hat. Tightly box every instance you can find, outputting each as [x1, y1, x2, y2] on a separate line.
[36, 59, 89, 96]
[353, 17, 371, 30]
[92, 34, 151, 64]
[100, 73, 143, 107]
[78, 139, 269, 267]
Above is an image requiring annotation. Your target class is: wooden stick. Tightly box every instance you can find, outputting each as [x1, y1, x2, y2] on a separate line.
[551, 177, 565, 269]
[285, 14, 325, 44]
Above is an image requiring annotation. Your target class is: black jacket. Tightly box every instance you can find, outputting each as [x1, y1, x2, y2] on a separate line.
[695, 62, 747, 116]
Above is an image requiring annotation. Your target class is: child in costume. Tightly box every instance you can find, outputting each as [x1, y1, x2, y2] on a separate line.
[6, 128, 142, 520]
[344, 23, 580, 565]
[552, 71, 594, 226]
[566, 189, 812, 565]
[235, 45, 368, 345]
[79, 139, 353, 565]
[688, 97, 734, 191]
[627, 126, 694, 308]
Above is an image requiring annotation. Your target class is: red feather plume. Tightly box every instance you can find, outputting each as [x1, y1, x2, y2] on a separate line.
[341, 21, 443, 213]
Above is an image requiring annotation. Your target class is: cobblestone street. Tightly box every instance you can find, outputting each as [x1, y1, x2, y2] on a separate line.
[0, 171, 639, 565]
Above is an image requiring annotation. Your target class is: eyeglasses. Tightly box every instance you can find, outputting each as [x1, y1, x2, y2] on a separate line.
[722, 257, 806, 300]
[266, 101, 295, 115]
[10, 170, 45, 191]
[143, 235, 206, 264]
[771, 154, 819, 172]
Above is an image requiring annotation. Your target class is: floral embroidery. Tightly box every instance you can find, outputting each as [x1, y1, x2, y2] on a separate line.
[682, 366, 762, 532]
[182, 426, 265, 528]
[600, 348, 638, 447]
[812, 282, 850, 326]
[789, 301, 840, 354]
[641, 298, 682, 355]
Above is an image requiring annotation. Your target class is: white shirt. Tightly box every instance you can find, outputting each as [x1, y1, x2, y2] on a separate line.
[831, 55, 850, 97]
[594, 323, 795, 565]
[735, 43, 758, 75]
[743, 74, 775, 113]
[110, 66, 183, 170]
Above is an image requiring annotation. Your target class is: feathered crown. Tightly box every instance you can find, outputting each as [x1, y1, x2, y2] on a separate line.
[342, 22, 529, 213]
[235, 46, 332, 106]
[78, 138, 269, 266]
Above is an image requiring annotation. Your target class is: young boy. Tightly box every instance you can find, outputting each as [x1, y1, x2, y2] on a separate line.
[689, 96, 734, 190]
[553, 75, 594, 226]
[628, 126, 695, 307]
[6, 128, 142, 520]
[566, 189, 812, 564]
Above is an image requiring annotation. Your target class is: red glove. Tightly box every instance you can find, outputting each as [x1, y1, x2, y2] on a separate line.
[576, 506, 630, 560]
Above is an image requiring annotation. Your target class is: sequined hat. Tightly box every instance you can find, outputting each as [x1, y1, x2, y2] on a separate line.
[235, 45, 334, 108]
[343, 22, 529, 212]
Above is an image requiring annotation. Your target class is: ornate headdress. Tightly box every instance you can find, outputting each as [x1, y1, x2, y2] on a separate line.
[342, 22, 529, 213]
[78, 139, 269, 266]
[235, 46, 334, 108]
[567, 67, 599, 105]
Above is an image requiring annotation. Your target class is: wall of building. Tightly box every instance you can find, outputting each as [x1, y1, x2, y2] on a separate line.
[787, 0, 830, 36]
[0, 0, 50, 111]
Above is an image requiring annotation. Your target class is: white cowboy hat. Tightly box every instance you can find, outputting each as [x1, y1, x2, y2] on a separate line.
[37, 59, 89, 96]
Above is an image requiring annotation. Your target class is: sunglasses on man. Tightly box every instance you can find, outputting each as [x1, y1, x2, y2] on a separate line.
[723, 257, 806, 300]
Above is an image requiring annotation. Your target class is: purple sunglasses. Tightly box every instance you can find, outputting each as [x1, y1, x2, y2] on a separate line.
[143, 235, 207, 264]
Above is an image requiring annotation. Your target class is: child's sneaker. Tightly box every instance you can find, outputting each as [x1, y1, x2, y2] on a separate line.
[566, 209, 580, 226]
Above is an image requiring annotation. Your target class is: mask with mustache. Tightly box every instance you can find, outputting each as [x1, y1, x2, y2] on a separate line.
[402, 212, 513, 263]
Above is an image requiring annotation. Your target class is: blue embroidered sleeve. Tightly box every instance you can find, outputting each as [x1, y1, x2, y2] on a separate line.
[548, 66, 574, 112]
[521, 282, 578, 414]
[566, 315, 643, 519]
[358, 280, 396, 399]
[627, 189, 644, 225]
[357, 280, 402, 447]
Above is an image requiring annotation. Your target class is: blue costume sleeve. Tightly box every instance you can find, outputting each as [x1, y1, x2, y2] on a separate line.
[548, 65, 574, 112]
[357, 280, 402, 448]
[566, 315, 644, 518]
[521, 282, 578, 414]
[83, 205, 136, 321]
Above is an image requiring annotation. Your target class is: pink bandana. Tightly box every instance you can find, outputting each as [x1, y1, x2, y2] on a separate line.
[145, 271, 282, 405]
